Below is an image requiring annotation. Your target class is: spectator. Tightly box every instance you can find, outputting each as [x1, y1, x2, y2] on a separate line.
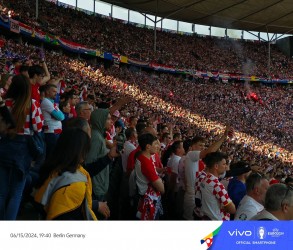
[285, 176, 293, 186]
[59, 99, 71, 123]
[41, 84, 64, 158]
[75, 101, 92, 121]
[135, 133, 165, 220]
[66, 90, 79, 118]
[251, 183, 293, 220]
[0, 73, 13, 98]
[183, 127, 230, 220]
[235, 172, 269, 220]
[34, 128, 101, 220]
[200, 152, 236, 220]
[128, 115, 138, 129]
[0, 75, 43, 220]
[227, 161, 251, 209]
[166, 140, 185, 219]
[85, 108, 117, 219]
[28, 61, 51, 104]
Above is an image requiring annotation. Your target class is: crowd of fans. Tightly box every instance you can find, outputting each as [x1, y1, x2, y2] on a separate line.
[0, 0, 292, 221]
[1, 0, 293, 78]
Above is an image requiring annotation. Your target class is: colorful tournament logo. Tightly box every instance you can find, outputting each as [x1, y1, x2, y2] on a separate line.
[257, 226, 266, 240]
[200, 225, 222, 249]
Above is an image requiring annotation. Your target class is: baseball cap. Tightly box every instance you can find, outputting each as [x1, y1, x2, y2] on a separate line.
[226, 161, 251, 177]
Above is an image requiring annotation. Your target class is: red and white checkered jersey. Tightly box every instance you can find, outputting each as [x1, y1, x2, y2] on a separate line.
[5, 98, 44, 135]
[200, 173, 232, 220]
[195, 170, 207, 197]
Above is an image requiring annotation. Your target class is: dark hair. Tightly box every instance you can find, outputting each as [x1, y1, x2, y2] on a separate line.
[129, 116, 137, 123]
[203, 152, 227, 169]
[19, 65, 29, 73]
[136, 122, 147, 136]
[138, 133, 157, 151]
[37, 128, 91, 187]
[162, 140, 182, 167]
[125, 127, 136, 140]
[59, 99, 69, 113]
[98, 101, 110, 109]
[64, 117, 89, 132]
[28, 65, 44, 78]
[285, 177, 293, 185]
[173, 133, 181, 140]
[246, 173, 267, 193]
[65, 89, 77, 100]
[183, 138, 192, 153]
[191, 136, 205, 146]
[43, 83, 57, 93]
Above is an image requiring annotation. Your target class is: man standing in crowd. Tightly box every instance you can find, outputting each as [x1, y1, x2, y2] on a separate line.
[119, 127, 138, 219]
[135, 133, 165, 220]
[67, 90, 79, 118]
[235, 173, 269, 220]
[200, 152, 236, 220]
[227, 161, 251, 209]
[41, 84, 64, 158]
[75, 101, 92, 121]
[183, 126, 231, 220]
[28, 60, 51, 104]
[128, 116, 138, 129]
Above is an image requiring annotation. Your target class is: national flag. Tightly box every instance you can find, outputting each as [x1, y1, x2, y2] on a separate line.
[10, 19, 20, 33]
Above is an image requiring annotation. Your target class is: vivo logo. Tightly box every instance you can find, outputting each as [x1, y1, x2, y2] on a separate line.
[228, 230, 252, 237]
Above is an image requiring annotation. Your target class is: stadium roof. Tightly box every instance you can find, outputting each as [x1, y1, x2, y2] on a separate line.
[101, 0, 293, 35]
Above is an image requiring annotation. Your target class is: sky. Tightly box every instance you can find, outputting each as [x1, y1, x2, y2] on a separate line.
[58, 0, 290, 42]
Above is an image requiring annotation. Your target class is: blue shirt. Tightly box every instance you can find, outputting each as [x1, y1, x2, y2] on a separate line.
[227, 177, 246, 208]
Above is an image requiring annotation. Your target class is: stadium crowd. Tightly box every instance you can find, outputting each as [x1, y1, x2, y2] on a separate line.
[0, 0, 292, 221]
[2, 0, 293, 78]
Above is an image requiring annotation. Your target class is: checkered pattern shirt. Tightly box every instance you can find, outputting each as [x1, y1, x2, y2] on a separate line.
[201, 173, 232, 220]
[195, 170, 207, 194]
[5, 99, 44, 135]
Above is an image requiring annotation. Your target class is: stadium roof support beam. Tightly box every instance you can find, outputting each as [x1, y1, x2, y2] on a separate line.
[244, 30, 267, 42]
[267, 28, 271, 77]
[36, 0, 39, 19]
[275, 28, 293, 41]
[154, 0, 158, 52]
[139, 1, 162, 52]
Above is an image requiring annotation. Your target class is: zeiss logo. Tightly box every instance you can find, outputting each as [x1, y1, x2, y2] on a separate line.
[228, 230, 252, 237]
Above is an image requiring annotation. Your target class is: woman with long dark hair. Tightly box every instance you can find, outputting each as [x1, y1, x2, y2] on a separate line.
[35, 127, 100, 220]
[0, 75, 44, 220]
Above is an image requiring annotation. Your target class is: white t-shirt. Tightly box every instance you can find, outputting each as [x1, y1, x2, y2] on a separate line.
[235, 195, 264, 221]
[177, 156, 186, 189]
[167, 154, 181, 190]
[184, 151, 200, 193]
[41, 98, 62, 134]
[121, 141, 136, 172]
[182, 151, 200, 220]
